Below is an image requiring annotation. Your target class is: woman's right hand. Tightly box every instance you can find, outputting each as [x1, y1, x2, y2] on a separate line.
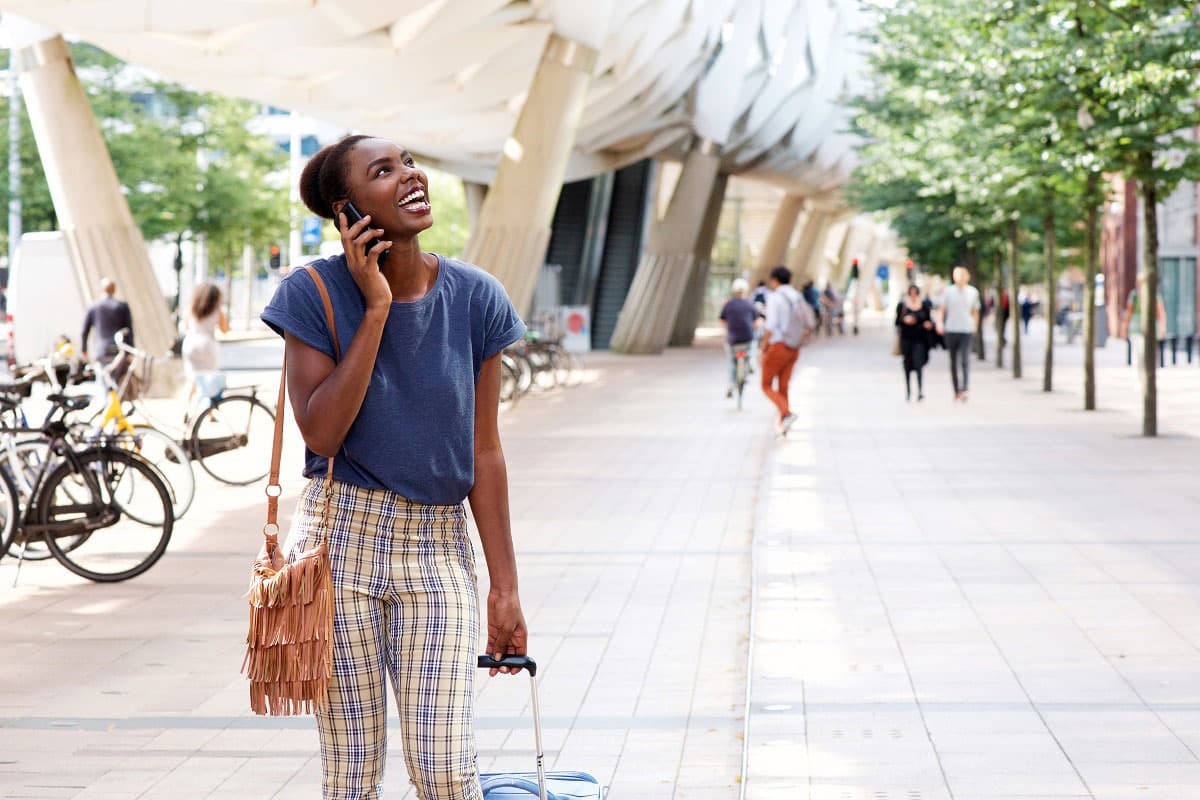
[338, 211, 392, 310]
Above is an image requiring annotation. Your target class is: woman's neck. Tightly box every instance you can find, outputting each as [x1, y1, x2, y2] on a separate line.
[380, 236, 436, 302]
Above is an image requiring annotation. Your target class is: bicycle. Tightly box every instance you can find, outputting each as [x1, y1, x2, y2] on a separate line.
[74, 352, 195, 519]
[0, 391, 173, 583]
[90, 334, 277, 486]
[733, 347, 750, 411]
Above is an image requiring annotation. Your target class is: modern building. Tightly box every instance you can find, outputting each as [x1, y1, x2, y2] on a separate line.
[1101, 162, 1200, 360]
[0, 0, 878, 355]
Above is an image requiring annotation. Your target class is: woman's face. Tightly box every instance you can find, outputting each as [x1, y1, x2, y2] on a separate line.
[908, 288, 921, 302]
[341, 139, 433, 239]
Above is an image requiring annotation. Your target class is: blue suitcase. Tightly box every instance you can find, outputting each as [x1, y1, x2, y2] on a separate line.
[477, 655, 606, 800]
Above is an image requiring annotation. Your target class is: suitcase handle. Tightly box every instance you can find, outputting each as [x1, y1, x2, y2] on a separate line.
[477, 654, 547, 800]
[480, 776, 560, 800]
[478, 654, 538, 677]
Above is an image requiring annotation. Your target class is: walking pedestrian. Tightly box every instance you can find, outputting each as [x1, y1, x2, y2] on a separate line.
[719, 278, 759, 398]
[936, 266, 981, 402]
[1020, 292, 1035, 334]
[80, 278, 133, 364]
[896, 284, 934, 401]
[260, 134, 528, 800]
[181, 282, 230, 400]
[751, 280, 769, 309]
[760, 265, 806, 435]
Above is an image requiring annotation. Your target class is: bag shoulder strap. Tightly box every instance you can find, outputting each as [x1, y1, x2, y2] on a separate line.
[264, 265, 339, 538]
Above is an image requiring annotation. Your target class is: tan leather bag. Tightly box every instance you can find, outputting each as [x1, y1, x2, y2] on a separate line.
[242, 266, 339, 716]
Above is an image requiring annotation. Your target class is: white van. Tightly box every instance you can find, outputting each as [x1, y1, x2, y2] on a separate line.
[7, 232, 87, 365]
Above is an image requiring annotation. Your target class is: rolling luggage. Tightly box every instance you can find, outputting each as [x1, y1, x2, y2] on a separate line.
[477, 655, 606, 800]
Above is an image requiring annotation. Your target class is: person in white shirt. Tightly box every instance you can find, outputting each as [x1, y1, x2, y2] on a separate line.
[935, 266, 982, 402]
[760, 266, 806, 434]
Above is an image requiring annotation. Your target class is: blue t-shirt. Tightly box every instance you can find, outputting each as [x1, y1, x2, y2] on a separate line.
[719, 297, 759, 344]
[260, 253, 526, 505]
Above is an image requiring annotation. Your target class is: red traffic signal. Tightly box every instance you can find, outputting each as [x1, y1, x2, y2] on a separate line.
[268, 244, 282, 269]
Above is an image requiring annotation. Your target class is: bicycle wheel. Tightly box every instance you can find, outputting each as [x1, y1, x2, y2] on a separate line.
[125, 426, 194, 520]
[38, 448, 172, 582]
[191, 394, 275, 485]
[548, 345, 574, 387]
[2, 440, 68, 560]
[499, 356, 521, 411]
[0, 466, 22, 561]
[508, 350, 534, 395]
[735, 355, 747, 411]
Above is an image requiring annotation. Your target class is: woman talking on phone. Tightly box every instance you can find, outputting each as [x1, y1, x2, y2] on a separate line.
[261, 135, 527, 800]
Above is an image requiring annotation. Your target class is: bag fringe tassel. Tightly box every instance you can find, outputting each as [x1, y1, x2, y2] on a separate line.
[242, 547, 334, 716]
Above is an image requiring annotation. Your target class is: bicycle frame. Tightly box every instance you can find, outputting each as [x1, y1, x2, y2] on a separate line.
[94, 389, 138, 437]
[0, 412, 117, 587]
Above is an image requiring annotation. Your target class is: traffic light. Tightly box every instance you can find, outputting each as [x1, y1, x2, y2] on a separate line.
[269, 244, 281, 270]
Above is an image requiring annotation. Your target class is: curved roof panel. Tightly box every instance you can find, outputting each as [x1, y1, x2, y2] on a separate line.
[0, 0, 863, 192]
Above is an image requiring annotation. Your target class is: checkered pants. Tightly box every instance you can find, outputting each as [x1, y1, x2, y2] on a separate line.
[285, 478, 483, 800]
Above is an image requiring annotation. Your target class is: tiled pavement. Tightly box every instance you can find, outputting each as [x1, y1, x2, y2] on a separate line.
[0, 339, 763, 799]
[746, 319, 1200, 800]
[2, 318, 1200, 800]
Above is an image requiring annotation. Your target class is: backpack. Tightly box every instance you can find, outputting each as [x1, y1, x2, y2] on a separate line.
[788, 289, 818, 335]
[776, 287, 816, 344]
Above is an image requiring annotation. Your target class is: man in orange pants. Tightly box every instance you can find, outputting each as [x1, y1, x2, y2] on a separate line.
[760, 265, 807, 435]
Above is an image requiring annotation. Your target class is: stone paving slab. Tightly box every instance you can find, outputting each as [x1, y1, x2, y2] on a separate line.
[746, 318, 1200, 800]
[0, 341, 762, 799]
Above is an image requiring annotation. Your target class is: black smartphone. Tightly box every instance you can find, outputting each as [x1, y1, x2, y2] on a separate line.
[340, 201, 389, 267]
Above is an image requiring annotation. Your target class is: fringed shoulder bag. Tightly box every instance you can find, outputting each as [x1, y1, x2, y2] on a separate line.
[243, 265, 340, 716]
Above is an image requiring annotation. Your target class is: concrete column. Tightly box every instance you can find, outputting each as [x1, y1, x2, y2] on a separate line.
[787, 209, 838, 285]
[463, 180, 488, 235]
[751, 194, 805, 285]
[463, 33, 596, 315]
[609, 140, 723, 354]
[669, 173, 729, 347]
[835, 220, 874, 287]
[12, 31, 175, 355]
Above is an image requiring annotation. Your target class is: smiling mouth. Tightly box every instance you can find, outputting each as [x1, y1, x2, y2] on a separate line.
[398, 188, 431, 214]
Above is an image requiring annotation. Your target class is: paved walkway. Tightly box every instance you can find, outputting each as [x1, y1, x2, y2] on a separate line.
[746, 318, 1200, 800]
[2, 318, 1199, 800]
[0, 338, 764, 800]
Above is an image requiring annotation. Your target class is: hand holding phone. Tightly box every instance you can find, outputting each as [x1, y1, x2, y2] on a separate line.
[340, 201, 390, 268]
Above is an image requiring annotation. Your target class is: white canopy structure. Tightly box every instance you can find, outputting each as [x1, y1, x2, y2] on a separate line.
[0, 0, 864, 191]
[0, 0, 875, 355]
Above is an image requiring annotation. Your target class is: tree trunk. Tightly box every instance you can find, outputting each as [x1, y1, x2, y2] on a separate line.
[1008, 218, 1022, 379]
[1042, 203, 1056, 392]
[967, 245, 985, 360]
[994, 249, 1005, 368]
[1083, 171, 1100, 410]
[1139, 159, 1159, 437]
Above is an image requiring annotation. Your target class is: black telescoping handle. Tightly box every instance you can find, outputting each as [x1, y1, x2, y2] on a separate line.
[477, 654, 537, 677]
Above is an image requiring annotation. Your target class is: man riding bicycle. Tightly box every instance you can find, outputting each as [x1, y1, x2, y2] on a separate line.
[719, 278, 760, 399]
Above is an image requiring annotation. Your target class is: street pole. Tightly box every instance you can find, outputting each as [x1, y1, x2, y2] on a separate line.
[288, 110, 302, 264]
[7, 69, 21, 274]
[242, 242, 255, 330]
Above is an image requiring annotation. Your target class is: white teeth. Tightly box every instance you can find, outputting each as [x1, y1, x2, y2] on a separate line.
[399, 189, 426, 206]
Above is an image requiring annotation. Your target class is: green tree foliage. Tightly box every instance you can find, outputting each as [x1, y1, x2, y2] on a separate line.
[418, 169, 470, 258]
[853, 0, 1200, 433]
[0, 42, 288, 279]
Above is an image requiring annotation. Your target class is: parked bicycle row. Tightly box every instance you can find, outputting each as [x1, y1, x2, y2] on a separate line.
[499, 330, 586, 409]
[0, 333, 275, 583]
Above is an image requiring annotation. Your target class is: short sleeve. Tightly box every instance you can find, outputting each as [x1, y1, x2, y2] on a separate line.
[260, 269, 337, 359]
[481, 276, 526, 361]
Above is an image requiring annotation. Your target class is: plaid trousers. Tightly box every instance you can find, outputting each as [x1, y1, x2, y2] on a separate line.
[285, 478, 483, 800]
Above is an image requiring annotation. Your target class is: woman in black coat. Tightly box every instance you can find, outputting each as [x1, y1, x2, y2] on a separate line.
[896, 284, 934, 401]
